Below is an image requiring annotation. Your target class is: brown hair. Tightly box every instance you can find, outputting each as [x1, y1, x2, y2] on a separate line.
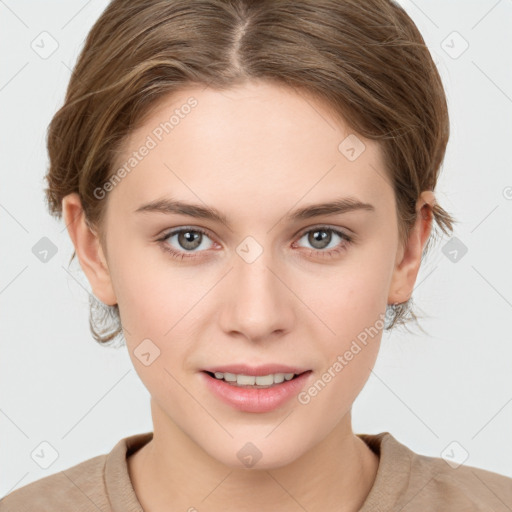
[44, 0, 456, 345]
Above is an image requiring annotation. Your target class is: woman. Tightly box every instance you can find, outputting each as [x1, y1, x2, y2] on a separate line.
[2, 0, 511, 510]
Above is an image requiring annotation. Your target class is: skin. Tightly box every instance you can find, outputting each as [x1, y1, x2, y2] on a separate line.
[62, 79, 434, 512]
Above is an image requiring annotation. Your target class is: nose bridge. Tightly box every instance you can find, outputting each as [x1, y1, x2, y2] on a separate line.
[219, 238, 293, 340]
[235, 242, 284, 309]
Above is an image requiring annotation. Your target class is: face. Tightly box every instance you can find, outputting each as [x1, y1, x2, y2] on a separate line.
[75, 80, 420, 469]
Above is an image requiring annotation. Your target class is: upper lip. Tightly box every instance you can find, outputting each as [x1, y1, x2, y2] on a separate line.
[202, 364, 311, 376]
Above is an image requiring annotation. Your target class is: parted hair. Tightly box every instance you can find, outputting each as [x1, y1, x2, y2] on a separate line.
[44, 0, 456, 345]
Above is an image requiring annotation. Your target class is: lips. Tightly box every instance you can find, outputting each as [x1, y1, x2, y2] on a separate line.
[201, 364, 311, 376]
[200, 368, 314, 413]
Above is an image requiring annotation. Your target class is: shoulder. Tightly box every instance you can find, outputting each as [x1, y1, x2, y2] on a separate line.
[408, 449, 512, 510]
[0, 432, 152, 512]
[0, 453, 109, 512]
[359, 432, 512, 511]
[388, 433, 512, 511]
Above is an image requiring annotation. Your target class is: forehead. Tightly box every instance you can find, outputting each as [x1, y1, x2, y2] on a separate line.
[106, 80, 392, 221]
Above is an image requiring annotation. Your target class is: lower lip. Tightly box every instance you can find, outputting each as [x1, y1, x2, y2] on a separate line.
[200, 371, 313, 413]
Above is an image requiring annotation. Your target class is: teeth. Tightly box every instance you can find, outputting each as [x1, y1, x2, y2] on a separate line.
[211, 372, 297, 386]
[274, 373, 285, 384]
[237, 374, 256, 385]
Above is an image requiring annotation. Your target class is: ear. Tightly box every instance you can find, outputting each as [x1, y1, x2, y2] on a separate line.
[62, 193, 117, 306]
[387, 190, 436, 305]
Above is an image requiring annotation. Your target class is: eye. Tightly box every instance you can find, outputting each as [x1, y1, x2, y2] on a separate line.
[293, 226, 353, 259]
[156, 227, 216, 260]
[156, 225, 353, 261]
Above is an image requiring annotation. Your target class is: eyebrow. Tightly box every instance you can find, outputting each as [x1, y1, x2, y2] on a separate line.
[134, 196, 375, 226]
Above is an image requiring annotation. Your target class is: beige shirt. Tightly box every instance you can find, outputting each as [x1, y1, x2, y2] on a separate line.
[1, 431, 511, 511]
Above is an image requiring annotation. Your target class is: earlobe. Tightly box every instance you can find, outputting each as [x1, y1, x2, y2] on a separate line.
[62, 193, 117, 306]
[387, 190, 435, 305]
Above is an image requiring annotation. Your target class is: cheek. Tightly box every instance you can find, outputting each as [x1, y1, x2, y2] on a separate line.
[299, 253, 390, 331]
[297, 256, 388, 388]
[299, 279, 385, 420]
[114, 264, 195, 395]
[109, 249, 204, 375]
[106, 238, 183, 330]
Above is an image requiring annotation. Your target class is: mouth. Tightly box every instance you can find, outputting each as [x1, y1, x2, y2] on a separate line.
[202, 369, 312, 389]
[200, 366, 314, 413]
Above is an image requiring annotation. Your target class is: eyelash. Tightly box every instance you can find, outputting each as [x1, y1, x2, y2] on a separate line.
[156, 225, 353, 261]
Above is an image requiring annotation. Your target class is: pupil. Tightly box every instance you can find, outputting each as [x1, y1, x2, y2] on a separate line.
[310, 229, 330, 249]
[180, 230, 200, 250]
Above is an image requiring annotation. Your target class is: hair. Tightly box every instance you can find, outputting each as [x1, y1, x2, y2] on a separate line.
[44, 0, 456, 346]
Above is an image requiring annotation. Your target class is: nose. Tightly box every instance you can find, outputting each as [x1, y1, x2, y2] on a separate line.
[217, 249, 295, 343]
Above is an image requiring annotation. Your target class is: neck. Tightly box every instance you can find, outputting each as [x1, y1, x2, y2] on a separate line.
[128, 404, 379, 512]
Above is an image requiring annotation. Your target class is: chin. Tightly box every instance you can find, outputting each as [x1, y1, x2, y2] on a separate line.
[201, 435, 307, 471]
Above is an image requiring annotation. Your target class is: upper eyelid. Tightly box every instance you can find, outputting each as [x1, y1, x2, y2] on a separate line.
[296, 224, 349, 236]
[160, 225, 215, 242]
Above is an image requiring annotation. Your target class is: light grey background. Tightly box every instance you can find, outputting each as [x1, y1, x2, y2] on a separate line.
[1, 0, 511, 497]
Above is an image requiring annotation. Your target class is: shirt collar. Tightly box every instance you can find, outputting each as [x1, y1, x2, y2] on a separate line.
[105, 431, 153, 512]
[104, 430, 409, 512]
